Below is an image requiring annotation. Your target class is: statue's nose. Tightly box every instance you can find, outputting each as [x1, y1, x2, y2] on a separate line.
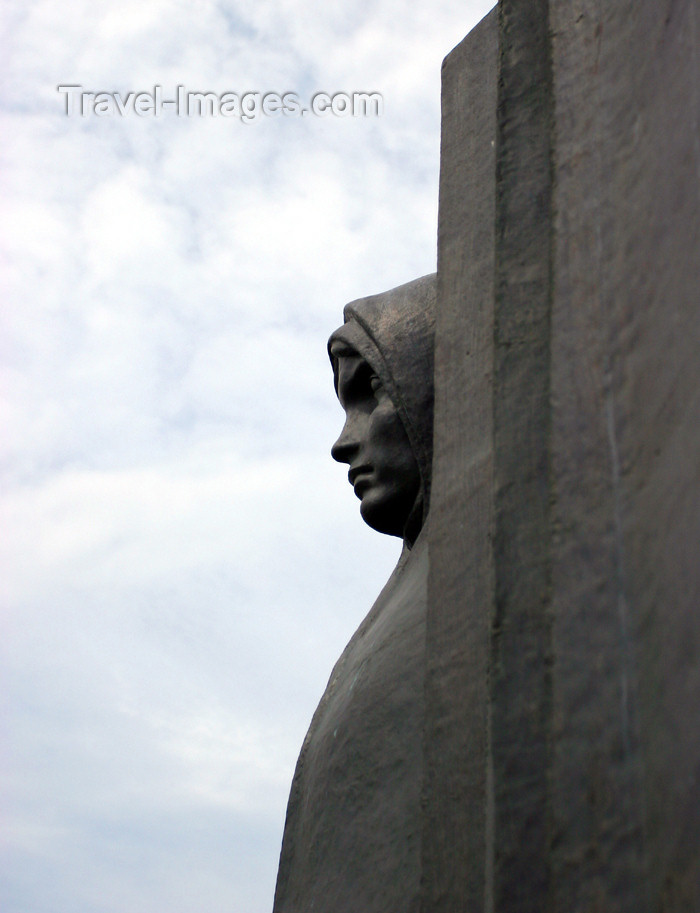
[331, 419, 358, 464]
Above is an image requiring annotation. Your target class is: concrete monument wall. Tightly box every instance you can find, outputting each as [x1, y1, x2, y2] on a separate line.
[422, 10, 497, 913]
[427, 1, 700, 910]
[546, 2, 700, 909]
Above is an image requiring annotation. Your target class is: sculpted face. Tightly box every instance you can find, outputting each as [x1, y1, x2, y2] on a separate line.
[330, 341, 421, 539]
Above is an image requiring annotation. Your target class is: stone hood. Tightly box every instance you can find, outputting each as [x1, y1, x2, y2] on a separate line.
[327, 272, 437, 537]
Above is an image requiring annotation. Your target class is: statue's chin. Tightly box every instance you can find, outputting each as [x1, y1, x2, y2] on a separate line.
[359, 489, 413, 540]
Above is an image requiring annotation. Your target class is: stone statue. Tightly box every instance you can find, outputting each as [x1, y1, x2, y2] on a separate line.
[273, 273, 436, 913]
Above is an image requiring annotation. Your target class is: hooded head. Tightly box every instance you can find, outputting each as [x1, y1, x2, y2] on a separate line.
[328, 273, 436, 545]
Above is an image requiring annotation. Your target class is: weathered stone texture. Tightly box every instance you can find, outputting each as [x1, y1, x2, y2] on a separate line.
[422, 9, 498, 913]
[428, 2, 700, 910]
[548, 1, 700, 909]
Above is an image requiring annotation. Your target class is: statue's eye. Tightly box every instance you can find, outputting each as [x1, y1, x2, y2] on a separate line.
[369, 375, 383, 395]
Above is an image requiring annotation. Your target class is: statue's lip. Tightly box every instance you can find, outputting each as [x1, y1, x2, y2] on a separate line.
[348, 464, 372, 487]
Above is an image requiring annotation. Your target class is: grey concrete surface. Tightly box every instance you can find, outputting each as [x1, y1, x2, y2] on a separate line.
[426, 1, 699, 909]
[547, 1, 700, 909]
[422, 8, 497, 913]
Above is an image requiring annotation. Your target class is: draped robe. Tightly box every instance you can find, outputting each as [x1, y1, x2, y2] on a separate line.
[273, 274, 436, 913]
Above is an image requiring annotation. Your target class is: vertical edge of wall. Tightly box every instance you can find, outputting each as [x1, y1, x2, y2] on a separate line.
[547, 1, 700, 909]
[490, 1, 555, 910]
[422, 8, 498, 913]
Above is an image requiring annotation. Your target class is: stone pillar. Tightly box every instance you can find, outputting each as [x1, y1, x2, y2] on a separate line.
[546, 1, 700, 909]
[426, 0, 700, 909]
[422, 9, 497, 912]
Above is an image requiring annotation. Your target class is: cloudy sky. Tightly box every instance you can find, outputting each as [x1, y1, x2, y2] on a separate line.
[1, 2, 493, 910]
